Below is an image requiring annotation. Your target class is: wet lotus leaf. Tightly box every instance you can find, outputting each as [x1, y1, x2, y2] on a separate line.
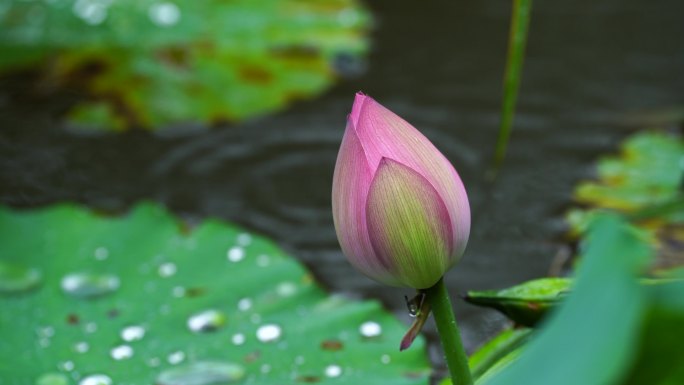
[0, 203, 430, 384]
[567, 131, 684, 272]
[0, 0, 371, 131]
[463, 278, 571, 327]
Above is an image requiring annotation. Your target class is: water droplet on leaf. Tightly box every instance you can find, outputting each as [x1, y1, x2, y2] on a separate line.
[156, 361, 246, 385]
[187, 309, 226, 333]
[380, 354, 391, 364]
[231, 333, 245, 345]
[148, 2, 181, 27]
[359, 321, 382, 338]
[256, 324, 281, 343]
[110, 345, 133, 360]
[79, 374, 112, 385]
[158, 263, 177, 277]
[0, 261, 42, 294]
[121, 325, 146, 342]
[35, 372, 69, 385]
[74, 341, 89, 353]
[237, 298, 252, 311]
[227, 247, 245, 262]
[94, 247, 109, 261]
[167, 351, 185, 365]
[324, 365, 342, 378]
[61, 272, 120, 299]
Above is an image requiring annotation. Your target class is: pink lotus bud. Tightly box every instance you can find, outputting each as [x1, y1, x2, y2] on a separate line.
[332, 93, 471, 289]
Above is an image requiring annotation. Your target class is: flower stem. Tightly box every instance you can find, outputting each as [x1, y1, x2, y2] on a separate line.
[425, 277, 473, 385]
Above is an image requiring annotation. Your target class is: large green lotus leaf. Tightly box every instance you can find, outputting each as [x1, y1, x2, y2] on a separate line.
[0, 0, 370, 131]
[0, 203, 430, 384]
[480, 214, 652, 385]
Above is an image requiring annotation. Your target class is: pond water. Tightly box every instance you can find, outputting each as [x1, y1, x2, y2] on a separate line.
[1, 0, 683, 378]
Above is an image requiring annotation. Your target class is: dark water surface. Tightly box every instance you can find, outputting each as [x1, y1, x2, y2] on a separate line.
[2, 0, 684, 377]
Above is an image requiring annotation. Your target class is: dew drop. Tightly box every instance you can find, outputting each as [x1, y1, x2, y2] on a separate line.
[158, 263, 177, 277]
[380, 354, 391, 364]
[256, 254, 270, 267]
[325, 365, 342, 378]
[172, 286, 186, 297]
[36, 372, 69, 385]
[276, 282, 297, 297]
[156, 361, 246, 385]
[236, 233, 252, 246]
[187, 309, 226, 333]
[94, 247, 109, 261]
[0, 261, 42, 294]
[72, 0, 111, 26]
[359, 321, 382, 338]
[256, 324, 281, 343]
[79, 374, 112, 385]
[148, 2, 180, 27]
[59, 361, 74, 371]
[74, 341, 89, 353]
[121, 325, 146, 342]
[85, 322, 97, 334]
[227, 247, 245, 262]
[231, 333, 245, 346]
[110, 345, 133, 360]
[61, 272, 120, 299]
[167, 351, 185, 365]
[237, 298, 252, 311]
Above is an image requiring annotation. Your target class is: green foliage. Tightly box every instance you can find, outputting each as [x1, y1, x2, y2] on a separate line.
[463, 278, 570, 327]
[481, 214, 652, 385]
[0, 203, 430, 384]
[0, 0, 370, 131]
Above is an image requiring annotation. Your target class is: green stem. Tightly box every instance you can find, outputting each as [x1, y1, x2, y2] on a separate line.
[492, 0, 533, 173]
[425, 277, 473, 385]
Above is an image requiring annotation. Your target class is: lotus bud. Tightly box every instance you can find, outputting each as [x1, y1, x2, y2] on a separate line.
[332, 93, 471, 289]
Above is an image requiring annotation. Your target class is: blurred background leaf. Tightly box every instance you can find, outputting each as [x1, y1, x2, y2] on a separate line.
[0, 0, 371, 131]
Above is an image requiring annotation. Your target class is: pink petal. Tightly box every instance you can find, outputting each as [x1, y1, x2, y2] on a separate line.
[366, 158, 453, 289]
[332, 119, 401, 285]
[353, 96, 470, 263]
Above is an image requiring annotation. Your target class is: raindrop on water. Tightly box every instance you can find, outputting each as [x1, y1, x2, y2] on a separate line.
[231, 333, 245, 346]
[256, 324, 282, 343]
[156, 361, 246, 385]
[325, 365, 342, 378]
[158, 263, 177, 277]
[359, 321, 382, 338]
[110, 345, 133, 360]
[79, 374, 112, 385]
[121, 325, 146, 342]
[61, 272, 120, 299]
[187, 309, 226, 333]
[226, 247, 245, 262]
[0, 261, 42, 294]
[167, 350, 186, 365]
[148, 2, 180, 27]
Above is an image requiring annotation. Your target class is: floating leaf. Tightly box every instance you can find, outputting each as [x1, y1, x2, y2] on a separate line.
[567, 131, 684, 272]
[0, 202, 430, 384]
[481, 214, 652, 385]
[0, 0, 371, 131]
[463, 278, 571, 327]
